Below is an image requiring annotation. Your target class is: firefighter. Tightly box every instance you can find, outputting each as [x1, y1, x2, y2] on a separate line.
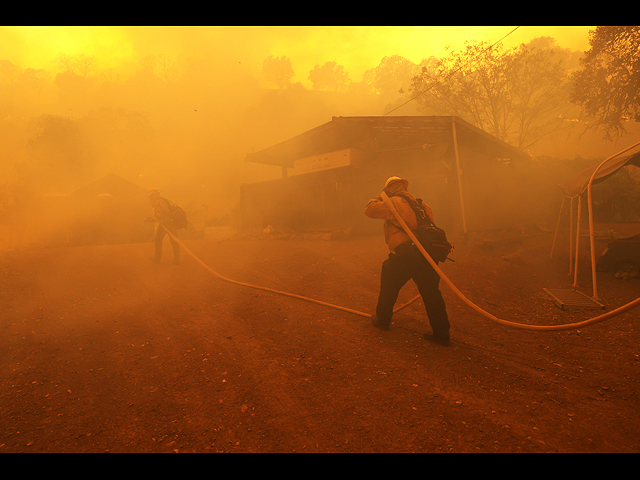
[147, 188, 180, 265]
[364, 177, 450, 346]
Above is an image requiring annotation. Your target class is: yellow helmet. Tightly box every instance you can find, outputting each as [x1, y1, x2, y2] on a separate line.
[384, 176, 408, 190]
[147, 188, 160, 198]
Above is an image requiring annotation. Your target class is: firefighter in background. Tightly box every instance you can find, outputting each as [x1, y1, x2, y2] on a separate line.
[364, 177, 450, 346]
[147, 188, 180, 265]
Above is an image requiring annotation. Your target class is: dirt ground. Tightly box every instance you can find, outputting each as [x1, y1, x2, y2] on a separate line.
[1, 223, 639, 453]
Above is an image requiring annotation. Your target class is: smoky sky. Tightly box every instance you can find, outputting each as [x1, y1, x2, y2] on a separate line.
[0, 26, 598, 218]
[0, 26, 594, 86]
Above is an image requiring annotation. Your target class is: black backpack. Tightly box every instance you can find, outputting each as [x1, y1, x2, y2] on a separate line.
[162, 198, 189, 230]
[401, 195, 453, 263]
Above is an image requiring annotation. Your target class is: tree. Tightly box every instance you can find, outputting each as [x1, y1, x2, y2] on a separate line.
[157, 54, 176, 83]
[75, 54, 96, 78]
[410, 38, 578, 150]
[362, 55, 419, 95]
[139, 55, 157, 75]
[53, 53, 96, 77]
[1, 61, 50, 116]
[54, 53, 76, 73]
[308, 61, 350, 91]
[23, 115, 89, 193]
[570, 26, 640, 140]
[261, 55, 295, 89]
[507, 39, 581, 149]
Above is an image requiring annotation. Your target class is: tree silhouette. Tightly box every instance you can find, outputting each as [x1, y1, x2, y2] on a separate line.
[570, 26, 640, 139]
[75, 54, 96, 78]
[140, 55, 157, 75]
[157, 54, 176, 83]
[53, 53, 96, 78]
[308, 61, 350, 91]
[24, 115, 89, 193]
[54, 53, 76, 73]
[261, 55, 295, 89]
[410, 39, 578, 150]
[362, 55, 419, 95]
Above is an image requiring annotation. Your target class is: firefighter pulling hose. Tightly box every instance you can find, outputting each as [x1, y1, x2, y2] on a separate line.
[365, 177, 451, 345]
[379, 189, 640, 332]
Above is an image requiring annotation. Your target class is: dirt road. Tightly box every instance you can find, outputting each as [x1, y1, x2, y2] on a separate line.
[1, 229, 639, 452]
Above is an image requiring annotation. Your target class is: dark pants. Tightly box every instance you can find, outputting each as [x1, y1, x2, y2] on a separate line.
[376, 245, 449, 338]
[155, 222, 180, 263]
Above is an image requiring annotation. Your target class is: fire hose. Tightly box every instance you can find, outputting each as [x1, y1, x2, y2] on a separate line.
[379, 191, 640, 331]
[154, 199, 640, 332]
[153, 217, 373, 318]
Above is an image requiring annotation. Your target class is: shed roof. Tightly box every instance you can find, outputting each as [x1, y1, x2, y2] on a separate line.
[245, 116, 530, 168]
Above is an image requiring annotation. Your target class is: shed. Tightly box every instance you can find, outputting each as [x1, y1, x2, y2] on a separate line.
[70, 173, 152, 246]
[241, 116, 530, 235]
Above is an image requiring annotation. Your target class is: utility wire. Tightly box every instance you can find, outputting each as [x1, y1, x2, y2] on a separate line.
[384, 26, 521, 116]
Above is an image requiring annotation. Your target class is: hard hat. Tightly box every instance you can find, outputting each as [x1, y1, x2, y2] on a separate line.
[384, 176, 409, 190]
[147, 188, 160, 197]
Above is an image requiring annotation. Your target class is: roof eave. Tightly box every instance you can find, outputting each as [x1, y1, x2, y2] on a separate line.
[245, 115, 531, 168]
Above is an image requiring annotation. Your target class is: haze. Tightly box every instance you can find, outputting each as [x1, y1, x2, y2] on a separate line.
[1, 26, 593, 85]
[6, 27, 640, 454]
[1, 26, 595, 221]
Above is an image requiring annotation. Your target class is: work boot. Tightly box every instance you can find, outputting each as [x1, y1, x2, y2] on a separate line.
[371, 315, 389, 331]
[423, 332, 450, 346]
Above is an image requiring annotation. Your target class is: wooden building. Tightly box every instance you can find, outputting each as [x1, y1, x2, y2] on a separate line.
[241, 116, 530, 236]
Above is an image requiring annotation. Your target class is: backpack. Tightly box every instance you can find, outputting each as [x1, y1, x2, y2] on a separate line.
[162, 198, 189, 230]
[402, 195, 453, 263]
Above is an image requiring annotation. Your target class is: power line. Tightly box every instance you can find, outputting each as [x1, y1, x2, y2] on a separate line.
[383, 26, 521, 116]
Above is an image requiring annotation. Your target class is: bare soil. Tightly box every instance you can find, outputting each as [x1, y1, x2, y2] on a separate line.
[1, 224, 639, 453]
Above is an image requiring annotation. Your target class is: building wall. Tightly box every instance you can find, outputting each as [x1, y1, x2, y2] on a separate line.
[239, 146, 458, 234]
[240, 166, 373, 233]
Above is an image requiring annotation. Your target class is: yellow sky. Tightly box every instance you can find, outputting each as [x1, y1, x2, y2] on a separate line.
[1, 26, 594, 87]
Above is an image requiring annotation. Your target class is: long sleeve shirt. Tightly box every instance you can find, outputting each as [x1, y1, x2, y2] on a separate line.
[365, 194, 435, 253]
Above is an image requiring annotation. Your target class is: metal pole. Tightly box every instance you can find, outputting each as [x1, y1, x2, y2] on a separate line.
[569, 196, 574, 275]
[587, 185, 599, 300]
[550, 196, 565, 260]
[573, 195, 581, 288]
[451, 118, 468, 234]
